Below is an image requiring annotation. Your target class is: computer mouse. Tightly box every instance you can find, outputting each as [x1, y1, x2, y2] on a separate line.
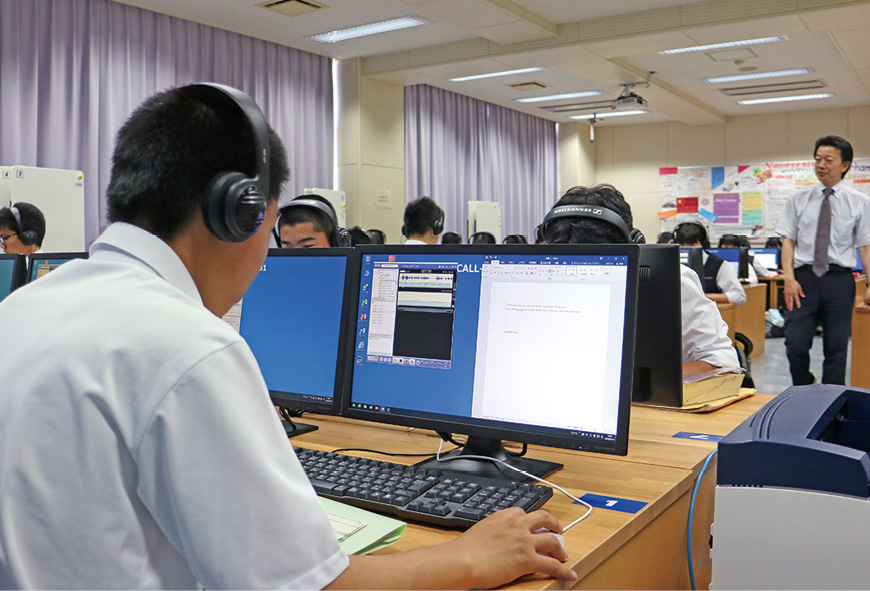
[532, 528, 565, 549]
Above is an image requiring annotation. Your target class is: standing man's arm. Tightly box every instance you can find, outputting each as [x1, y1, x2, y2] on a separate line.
[860, 244, 870, 308]
[781, 237, 804, 310]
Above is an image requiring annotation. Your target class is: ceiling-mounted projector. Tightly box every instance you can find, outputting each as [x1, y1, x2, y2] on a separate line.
[613, 91, 648, 110]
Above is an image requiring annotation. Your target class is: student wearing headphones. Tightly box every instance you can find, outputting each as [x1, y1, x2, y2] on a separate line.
[0, 202, 46, 255]
[0, 84, 573, 590]
[403, 196, 444, 244]
[277, 194, 350, 248]
[540, 184, 737, 376]
[675, 221, 747, 305]
[441, 231, 462, 244]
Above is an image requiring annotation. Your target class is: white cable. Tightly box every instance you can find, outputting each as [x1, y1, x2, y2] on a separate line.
[434, 439, 593, 531]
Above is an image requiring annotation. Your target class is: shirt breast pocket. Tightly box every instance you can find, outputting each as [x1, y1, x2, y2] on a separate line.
[830, 216, 856, 251]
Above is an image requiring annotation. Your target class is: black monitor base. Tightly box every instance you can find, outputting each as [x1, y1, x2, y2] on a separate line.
[414, 435, 562, 482]
[282, 418, 318, 438]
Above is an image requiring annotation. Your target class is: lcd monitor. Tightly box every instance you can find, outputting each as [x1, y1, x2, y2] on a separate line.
[749, 248, 780, 272]
[632, 245, 683, 407]
[679, 247, 704, 285]
[0, 254, 27, 303]
[28, 252, 88, 282]
[233, 248, 352, 436]
[343, 244, 639, 481]
[707, 247, 749, 280]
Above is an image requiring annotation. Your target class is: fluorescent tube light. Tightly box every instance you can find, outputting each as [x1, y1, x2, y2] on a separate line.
[514, 91, 604, 103]
[308, 15, 429, 43]
[703, 68, 813, 84]
[569, 110, 648, 120]
[659, 36, 787, 55]
[449, 67, 546, 82]
[738, 93, 834, 105]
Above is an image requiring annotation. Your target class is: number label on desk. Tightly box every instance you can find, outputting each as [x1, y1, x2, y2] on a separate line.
[577, 493, 647, 514]
[673, 431, 724, 442]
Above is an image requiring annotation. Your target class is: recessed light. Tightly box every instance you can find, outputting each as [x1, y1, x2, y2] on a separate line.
[569, 110, 648, 120]
[659, 36, 787, 55]
[703, 68, 813, 84]
[307, 15, 429, 43]
[449, 67, 546, 82]
[514, 91, 604, 103]
[738, 93, 834, 105]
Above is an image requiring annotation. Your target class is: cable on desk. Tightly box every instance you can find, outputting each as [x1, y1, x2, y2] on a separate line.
[434, 440, 593, 531]
[436, 431, 528, 457]
[329, 447, 451, 458]
[688, 449, 718, 591]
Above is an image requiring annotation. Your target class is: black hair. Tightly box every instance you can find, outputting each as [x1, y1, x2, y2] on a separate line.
[503, 234, 528, 244]
[656, 231, 673, 244]
[470, 231, 496, 245]
[441, 231, 461, 245]
[403, 197, 443, 236]
[278, 194, 338, 236]
[0, 202, 46, 247]
[765, 236, 782, 248]
[675, 222, 709, 248]
[815, 135, 853, 175]
[368, 229, 386, 244]
[543, 184, 633, 245]
[718, 234, 741, 248]
[107, 84, 289, 241]
[349, 226, 372, 246]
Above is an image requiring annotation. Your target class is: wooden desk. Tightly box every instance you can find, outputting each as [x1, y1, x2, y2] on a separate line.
[292, 395, 769, 590]
[715, 302, 735, 342]
[759, 276, 783, 310]
[733, 283, 766, 357]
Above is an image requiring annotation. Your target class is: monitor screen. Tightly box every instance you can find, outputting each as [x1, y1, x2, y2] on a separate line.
[29, 253, 88, 282]
[0, 254, 26, 302]
[679, 247, 704, 285]
[748, 248, 779, 271]
[632, 245, 682, 406]
[343, 244, 639, 480]
[232, 248, 352, 421]
[707, 247, 749, 279]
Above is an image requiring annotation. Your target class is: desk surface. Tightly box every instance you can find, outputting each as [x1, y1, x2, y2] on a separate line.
[292, 394, 772, 590]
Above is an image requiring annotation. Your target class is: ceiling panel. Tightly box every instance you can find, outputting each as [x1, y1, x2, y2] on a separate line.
[799, 4, 870, 31]
[831, 27, 870, 70]
[680, 14, 809, 45]
[581, 31, 697, 59]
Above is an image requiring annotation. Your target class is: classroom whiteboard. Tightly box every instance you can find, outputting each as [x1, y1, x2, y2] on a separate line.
[659, 158, 870, 241]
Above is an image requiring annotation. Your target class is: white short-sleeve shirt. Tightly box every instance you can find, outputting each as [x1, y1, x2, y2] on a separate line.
[0, 223, 348, 589]
[680, 265, 739, 369]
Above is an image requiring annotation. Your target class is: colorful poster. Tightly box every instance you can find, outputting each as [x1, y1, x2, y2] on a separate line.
[677, 197, 699, 213]
[713, 193, 740, 223]
[742, 210, 763, 226]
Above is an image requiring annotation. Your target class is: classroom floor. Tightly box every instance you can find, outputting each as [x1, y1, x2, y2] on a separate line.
[751, 334, 853, 396]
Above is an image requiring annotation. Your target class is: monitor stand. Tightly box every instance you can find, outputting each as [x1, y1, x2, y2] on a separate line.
[414, 435, 562, 482]
[278, 408, 318, 438]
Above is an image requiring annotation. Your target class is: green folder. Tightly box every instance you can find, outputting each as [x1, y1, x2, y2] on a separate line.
[318, 497, 407, 555]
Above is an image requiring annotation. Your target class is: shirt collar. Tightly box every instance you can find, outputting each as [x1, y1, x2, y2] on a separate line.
[89, 222, 203, 305]
[816, 179, 846, 195]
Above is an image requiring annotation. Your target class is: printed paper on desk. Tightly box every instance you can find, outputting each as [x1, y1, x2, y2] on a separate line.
[683, 371, 743, 405]
[319, 497, 406, 555]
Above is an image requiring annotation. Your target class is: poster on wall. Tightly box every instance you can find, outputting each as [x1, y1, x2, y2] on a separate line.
[660, 157, 870, 241]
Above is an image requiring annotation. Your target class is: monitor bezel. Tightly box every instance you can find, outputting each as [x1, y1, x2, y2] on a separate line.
[27, 252, 88, 282]
[0, 253, 27, 296]
[707, 247, 750, 280]
[749, 247, 780, 271]
[340, 243, 639, 457]
[680, 246, 705, 286]
[250, 247, 355, 417]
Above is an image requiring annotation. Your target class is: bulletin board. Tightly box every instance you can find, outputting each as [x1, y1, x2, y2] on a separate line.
[659, 158, 870, 240]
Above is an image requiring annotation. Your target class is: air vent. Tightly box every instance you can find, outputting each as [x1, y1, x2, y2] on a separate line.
[542, 99, 614, 113]
[258, 0, 327, 17]
[720, 80, 827, 97]
[509, 82, 548, 91]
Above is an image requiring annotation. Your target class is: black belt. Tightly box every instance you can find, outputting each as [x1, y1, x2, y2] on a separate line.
[796, 264, 852, 273]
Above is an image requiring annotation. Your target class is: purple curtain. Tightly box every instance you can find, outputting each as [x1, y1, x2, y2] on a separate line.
[405, 84, 558, 240]
[0, 0, 333, 246]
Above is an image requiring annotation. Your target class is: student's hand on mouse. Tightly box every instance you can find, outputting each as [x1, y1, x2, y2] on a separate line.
[783, 276, 804, 310]
[448, 507, 576, 588]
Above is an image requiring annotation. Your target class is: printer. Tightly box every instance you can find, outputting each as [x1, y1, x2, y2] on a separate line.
[710, 385, 870, 589]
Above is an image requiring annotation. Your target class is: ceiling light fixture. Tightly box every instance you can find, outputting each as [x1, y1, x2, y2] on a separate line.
[449, 67, 546, 82]
[514, 91, 604, 103]
[738, 93, 834, 105]
[659, 36, 787, 55]
[308, 15, 429, 43]
[703, 68, 813, 84]
[569, 110, 648, 120]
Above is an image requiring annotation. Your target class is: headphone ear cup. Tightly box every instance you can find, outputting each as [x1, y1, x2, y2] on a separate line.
[18, 230, 38, 246]
[401, 224, 407, 237]
[203, 172, 267, 242]
[534, 224, 544, 244]
[433, 213, 444, 235]
[335, 227, 352, 248]
[630, 228, 646, 244]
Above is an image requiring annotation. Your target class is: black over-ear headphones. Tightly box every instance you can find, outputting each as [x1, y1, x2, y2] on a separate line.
[198, 83, 270, 243]
[536, 204, 645, 244]
[279, 198, 351, 247]
[11, 206, 38, 246]
[402, 207, 445, 237]
[674, 220, 709, 248]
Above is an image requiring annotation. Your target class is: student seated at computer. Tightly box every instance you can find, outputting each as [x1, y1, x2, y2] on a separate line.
[503, 234, 528, 244]
[541, 185, 738, 376]
[0, 84, 575, 590]
[441, 231, 462, 244]
[718, 234, 777, 282]
[469, 231, 496, 245]
[277, 194, 350, 248]
[675, 221, 747, 305]
[348, 226, 372, 246]
[403, 197, 444, 245]
[0, 202, 45, 255]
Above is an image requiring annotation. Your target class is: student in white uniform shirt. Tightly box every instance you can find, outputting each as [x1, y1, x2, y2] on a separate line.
[675, 221, 747, 305]
[540, 185, 738, 376]
[0, 84, 575, 590]
[402, 196, 444, 244]
[717, 234, 779, 283]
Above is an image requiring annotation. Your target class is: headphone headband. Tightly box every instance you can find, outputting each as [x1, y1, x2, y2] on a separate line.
[10, 205, 38, 246]
[674, 220, 709, 247]
[541, 204, 637, 243]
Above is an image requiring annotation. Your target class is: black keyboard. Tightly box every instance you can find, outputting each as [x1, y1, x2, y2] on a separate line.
[295, 447, 553, 529]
